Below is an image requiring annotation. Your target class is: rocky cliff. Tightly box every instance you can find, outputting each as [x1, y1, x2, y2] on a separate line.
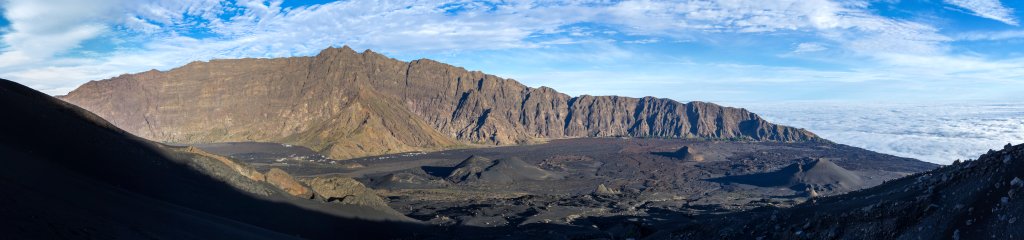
[60, 46, 818, 159]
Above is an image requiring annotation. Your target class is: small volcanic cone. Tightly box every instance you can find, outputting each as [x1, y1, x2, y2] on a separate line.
[660, 146, 705, 161]
[447, 156, 561, 183]
[713, 158, 865, 192]
[446, 155, 495, 182]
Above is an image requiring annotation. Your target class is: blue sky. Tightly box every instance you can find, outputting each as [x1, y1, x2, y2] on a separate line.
[1, 0, 1023, 104]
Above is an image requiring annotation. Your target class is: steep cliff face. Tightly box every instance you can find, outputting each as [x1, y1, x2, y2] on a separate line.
[61, 46, 818, 159]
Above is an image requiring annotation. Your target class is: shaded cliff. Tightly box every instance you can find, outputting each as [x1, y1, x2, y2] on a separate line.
[61, 46, 818, 159]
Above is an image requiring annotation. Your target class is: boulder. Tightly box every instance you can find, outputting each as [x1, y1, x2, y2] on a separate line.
[595, 184, 620, 195]
[264, 168, 313, 199]
[303, 175, 389, 209]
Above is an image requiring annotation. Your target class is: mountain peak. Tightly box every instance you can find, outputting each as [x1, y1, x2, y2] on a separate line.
[59, 47, 820, 159]
[317, 45, 358, 57]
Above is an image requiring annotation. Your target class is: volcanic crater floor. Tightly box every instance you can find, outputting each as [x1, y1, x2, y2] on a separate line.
[194, 138, 936, 236]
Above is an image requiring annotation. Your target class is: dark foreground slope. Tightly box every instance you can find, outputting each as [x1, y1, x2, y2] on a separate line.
[0, 79, 428, 239]
[60, 46, 818, 159]
[667, 143, 1024, 239]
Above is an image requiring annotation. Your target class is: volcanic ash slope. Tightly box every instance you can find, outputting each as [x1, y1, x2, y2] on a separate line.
[670, 143, 1024, 239]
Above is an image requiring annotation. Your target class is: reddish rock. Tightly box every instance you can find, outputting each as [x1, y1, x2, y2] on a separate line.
[264, 168, 312, 199]
[184, 146, 265, 182]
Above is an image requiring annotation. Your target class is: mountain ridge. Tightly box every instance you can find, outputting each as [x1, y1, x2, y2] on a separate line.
[60, 46, 820, 159]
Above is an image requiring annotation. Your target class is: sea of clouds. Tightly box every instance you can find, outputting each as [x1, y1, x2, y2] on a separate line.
[737, 102, 1024, 165]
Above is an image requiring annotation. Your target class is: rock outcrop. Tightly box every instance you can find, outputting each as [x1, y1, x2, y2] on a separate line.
[303, 175, 389, 209]
[183, 146, 330, 200]
[594, 184, 620, 195]
[60, 46, 819, 159]
[265, 168, 313, 199]
[184, 146, 265, 182]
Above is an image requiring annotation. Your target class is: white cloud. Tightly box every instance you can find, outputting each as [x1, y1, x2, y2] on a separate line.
[792, 42, 828, 53]
[829, 12, 951, 56]
[623, 38, 659, 44]
[956, 30, 1024, 41]
[597, 1, 952, 57]
[0, 0, 122, 67]
[0, 0, 572, 93]
[945, 0, 1018, 26]
[602, 0, 847, 34]
[743, 102, 1024, 164]
[0, 0, 233, 90]
[0, 0, 1016, 97]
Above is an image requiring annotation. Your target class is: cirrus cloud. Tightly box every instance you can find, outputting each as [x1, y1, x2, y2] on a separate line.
[944, 0, 1018, 26]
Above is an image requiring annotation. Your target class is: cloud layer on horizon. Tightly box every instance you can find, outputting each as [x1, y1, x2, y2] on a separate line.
[743, 102, 1024, 165]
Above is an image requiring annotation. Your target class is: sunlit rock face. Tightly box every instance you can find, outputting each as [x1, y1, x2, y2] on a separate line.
[61, 46, 818, 159]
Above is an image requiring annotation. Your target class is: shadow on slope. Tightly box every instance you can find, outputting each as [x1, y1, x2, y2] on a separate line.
[0, 79, 445, 239]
